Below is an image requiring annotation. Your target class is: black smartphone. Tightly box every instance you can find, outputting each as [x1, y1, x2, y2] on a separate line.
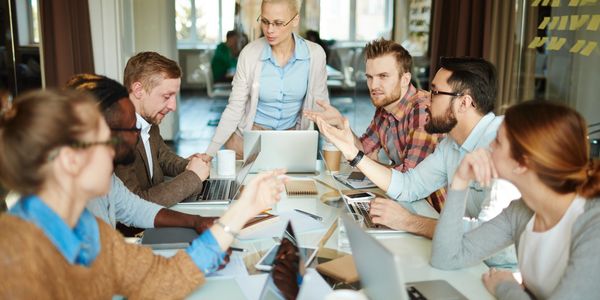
[348, 171, 366, 181]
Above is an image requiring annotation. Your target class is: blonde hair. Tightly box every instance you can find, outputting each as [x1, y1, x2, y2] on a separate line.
[123, 52, 181, 93]
[261, 0, 301, 14]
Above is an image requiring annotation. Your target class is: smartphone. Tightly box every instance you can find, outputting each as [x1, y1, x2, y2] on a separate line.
[343, 191, 375, 203]
[347, 171, 366, 181]
[254, 243, 318, 271]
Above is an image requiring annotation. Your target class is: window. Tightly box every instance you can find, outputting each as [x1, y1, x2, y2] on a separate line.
[175, 0, 235, 47]
[320, 0, 392, 42]
[15, 0, 40, 46]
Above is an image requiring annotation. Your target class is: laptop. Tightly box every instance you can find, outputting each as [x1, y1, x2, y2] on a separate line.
[320, 150, 406, 234]
[257, 221, 332, 300]
[341, 215, 468, 300]
[183, 136, 261, 205]
[243, 130, 318, 173]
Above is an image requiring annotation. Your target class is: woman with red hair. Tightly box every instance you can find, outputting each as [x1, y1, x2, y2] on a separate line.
[431, 100, 600, 299]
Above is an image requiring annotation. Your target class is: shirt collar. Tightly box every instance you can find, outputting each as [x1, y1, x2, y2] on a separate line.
[459, 112, 497, 152]
[136, 113, 152, 136]
[260, 33, 310, 63]
[9, 195, 101, 266]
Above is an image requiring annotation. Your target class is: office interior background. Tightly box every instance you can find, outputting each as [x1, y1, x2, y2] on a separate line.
[1, 0, 599, 158]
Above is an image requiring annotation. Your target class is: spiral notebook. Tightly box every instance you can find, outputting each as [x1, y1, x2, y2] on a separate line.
[285, 180, 318, 196]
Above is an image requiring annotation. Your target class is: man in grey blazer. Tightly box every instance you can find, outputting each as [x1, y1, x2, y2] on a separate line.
[115, 52, 211, 206]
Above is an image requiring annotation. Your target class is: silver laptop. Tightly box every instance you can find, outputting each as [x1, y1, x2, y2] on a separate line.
[320, 150, 405, 234]
[243, 130, 318, 173]
[183, 136, 261, 205]
[342, 215, 468, 300]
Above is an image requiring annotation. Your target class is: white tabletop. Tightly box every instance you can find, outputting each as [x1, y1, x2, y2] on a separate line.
[171, 160, 493, 299]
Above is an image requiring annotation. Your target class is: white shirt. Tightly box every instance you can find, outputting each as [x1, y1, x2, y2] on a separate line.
[136, 113, 153, 179]
[518, 195, 586, 299]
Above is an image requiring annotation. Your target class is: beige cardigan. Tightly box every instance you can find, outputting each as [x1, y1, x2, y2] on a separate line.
[206, 36, 329, 156]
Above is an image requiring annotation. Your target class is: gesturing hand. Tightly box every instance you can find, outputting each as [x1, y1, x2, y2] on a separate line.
[315, 116, 358, 161]
[304, 100, 344, 128]
[237, 169, 287, 217]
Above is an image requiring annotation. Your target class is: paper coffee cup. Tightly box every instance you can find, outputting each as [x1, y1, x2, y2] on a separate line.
[217, 149, 236, 176]
[323, 143, 342, 172]
[325, 290, 368, 300]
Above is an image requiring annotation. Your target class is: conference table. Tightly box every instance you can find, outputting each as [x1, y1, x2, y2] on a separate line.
[167, 160, 494, 299]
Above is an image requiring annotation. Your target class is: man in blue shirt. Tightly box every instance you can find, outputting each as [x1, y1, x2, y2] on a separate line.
[316, 57, 519, 242]
[67, 74, 216, 233]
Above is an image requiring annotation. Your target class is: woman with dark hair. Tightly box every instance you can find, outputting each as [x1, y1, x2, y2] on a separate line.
[431, 100, 600, 299]
[0, 89, 285, 298]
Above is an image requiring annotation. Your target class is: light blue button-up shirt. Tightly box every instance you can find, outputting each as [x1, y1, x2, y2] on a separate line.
[254, 33, 310, 130]
[387, 113, 504, 214]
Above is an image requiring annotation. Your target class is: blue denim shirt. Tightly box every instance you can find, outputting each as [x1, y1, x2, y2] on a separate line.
[10, 195, 226, 274]
[254, 33, 310, 130]
[10, 195, 101, 266]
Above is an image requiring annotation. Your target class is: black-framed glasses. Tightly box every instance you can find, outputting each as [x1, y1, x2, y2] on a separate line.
[257, 13, 298, 29]
[429, 89, 463, 97]
[71, 137, 121, 149]
[110, 125, 141, 134]
[47, 137, 121, 161]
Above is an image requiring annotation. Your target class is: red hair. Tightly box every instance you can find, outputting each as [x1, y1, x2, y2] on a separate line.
[504, 100, 600, 198]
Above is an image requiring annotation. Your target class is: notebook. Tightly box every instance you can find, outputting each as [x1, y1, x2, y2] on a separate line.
[285, 180, 318, 196]
[315, 255, 359, 283]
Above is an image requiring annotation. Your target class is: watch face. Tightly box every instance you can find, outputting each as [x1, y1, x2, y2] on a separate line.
[350, 150, 364, 167]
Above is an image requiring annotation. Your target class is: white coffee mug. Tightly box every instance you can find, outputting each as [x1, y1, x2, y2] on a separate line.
[217, 149, 236, 176]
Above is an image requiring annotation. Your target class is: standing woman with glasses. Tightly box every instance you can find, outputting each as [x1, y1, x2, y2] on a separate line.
[0, 89, 286, 298]
[206, 0, 330, 159]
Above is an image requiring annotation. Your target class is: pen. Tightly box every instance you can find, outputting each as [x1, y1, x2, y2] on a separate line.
[230, 247, 247, 252]
[294, 209, 323, 221]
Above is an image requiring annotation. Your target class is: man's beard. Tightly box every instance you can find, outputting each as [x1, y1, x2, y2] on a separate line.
[425, 105, 458, 134]
[370, 85, 403, 108]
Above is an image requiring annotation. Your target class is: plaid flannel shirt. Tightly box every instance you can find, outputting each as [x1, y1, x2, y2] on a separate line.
[359, 84, 446, 211]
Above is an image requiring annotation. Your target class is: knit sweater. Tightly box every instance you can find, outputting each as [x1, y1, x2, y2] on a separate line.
[431, 189, 600, 299]
[0, 214, 205, 299]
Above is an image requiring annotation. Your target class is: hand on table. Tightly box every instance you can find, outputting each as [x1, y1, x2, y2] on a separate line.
[482, 268, 519, 296]
[369, 197, 415, 231]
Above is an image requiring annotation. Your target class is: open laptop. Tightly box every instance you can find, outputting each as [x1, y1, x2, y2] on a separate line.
[243, 130, 318, 173]
[183, 136, 261, 205]
[320, 150, 405, 234]
[342, 215, 468, 300]
[258, 221, 331, 300]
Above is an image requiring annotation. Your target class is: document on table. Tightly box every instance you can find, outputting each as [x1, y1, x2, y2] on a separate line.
[237, 210, 324, 240]
[209, 251, 249, 278]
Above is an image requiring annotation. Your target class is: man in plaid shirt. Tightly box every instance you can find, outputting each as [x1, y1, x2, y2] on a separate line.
[305, 38, 445, 211]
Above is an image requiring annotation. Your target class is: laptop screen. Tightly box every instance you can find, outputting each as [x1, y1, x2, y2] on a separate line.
[258, 222, 306, 300]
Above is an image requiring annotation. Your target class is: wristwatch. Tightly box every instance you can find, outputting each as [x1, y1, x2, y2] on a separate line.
[349, 150, 364, 167]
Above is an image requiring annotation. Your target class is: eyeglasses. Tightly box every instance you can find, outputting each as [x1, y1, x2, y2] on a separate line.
[71, 137, 121, 149]
[429, 89, 463, 97]
[110, 125, 141, 134]
[47, 137, 120, 161]
[257, 14, 298, 29]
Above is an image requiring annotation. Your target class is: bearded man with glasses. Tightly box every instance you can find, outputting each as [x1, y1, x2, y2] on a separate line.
[312, 56, 520, 268]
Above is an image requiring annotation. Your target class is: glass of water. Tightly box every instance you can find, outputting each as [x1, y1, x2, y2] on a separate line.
[337, 213, 364, 254]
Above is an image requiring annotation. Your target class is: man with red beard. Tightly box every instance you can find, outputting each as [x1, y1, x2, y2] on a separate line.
[306, 38, 445, 211]
[116, 52, 211, 206]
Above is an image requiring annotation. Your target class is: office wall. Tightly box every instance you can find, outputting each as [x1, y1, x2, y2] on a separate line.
[131, 0, 179, 140]
[88, 0, 135, 82]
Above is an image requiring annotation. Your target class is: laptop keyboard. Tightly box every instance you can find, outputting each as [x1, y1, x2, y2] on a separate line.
[199, 180, 229, 200]
[354, 202, 375, 228]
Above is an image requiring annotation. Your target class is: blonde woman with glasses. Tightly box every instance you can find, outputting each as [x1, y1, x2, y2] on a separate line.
[206, 0, 330, 159]
[0, 89, 286, 298]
